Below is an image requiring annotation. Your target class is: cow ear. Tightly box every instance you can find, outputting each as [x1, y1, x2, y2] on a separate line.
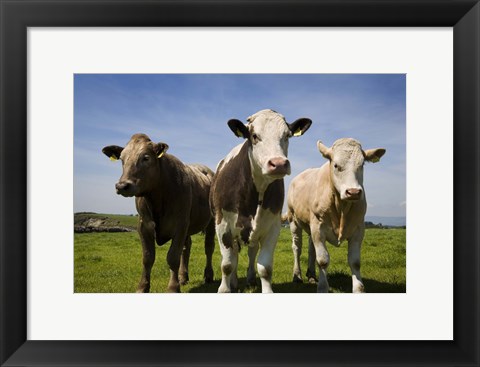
[154, 142, 169, 158]
[289, 118, 312, 137]
[364, 148, 386, 163]
[102, 145, 124, 161]
[317, 141, 332, 160]
[227, 119, 250, 139]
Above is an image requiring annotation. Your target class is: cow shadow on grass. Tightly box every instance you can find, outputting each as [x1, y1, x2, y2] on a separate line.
[187, 272, 405, 293]
[274, 271, 406, 293]
[187, 280, 222, 293]
[188, 278, 261, 293]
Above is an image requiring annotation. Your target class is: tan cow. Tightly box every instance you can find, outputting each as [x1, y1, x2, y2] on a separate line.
[285, 138, 385, 293]
[102, 133, 215, 293]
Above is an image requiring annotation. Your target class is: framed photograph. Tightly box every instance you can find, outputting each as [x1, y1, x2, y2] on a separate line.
[1, 1, 479, 366]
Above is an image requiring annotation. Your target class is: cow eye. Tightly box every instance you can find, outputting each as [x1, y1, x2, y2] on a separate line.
[143, 155, 150, 161]
[252, 133, 260, 142]
[334, 163, 342, 171]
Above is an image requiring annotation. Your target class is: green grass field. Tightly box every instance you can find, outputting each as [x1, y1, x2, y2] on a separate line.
[74, 214, 406, 293]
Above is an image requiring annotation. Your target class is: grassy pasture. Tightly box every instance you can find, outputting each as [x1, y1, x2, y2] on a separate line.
[74, 215, 406, 293]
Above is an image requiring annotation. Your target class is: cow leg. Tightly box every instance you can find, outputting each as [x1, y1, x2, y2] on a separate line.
[306, 237, 317, 284]
[137, 218, 156, 293]
[348, 227, 365, 293]
[166, 231, 187, 293]
[179, 236, 192, 285]
[257, 222, 280, 293]
[247, 241, 259, 287]
[218, 240, 239, 293]
[290, 220, 303, 283]
[203, 219, 215, 283]
[230, 245, 239, 292]
[311, 223, 330, 293]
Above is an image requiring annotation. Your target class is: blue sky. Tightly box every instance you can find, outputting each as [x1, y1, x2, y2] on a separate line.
[74, 74, 405, 218]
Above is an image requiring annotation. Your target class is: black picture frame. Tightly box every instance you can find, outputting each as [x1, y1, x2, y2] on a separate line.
[1, 1, 479, 366]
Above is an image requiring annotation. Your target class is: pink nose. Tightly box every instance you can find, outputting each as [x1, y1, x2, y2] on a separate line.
[345, 188, 362, 199]
[267, 157, 290, 176]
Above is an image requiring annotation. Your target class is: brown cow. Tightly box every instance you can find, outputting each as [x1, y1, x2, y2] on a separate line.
[285, 138, 385, 293]
[102, 133, 215, 293]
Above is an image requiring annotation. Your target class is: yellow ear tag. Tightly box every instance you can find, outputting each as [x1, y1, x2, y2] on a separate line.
[236, 129, 243, 137]
[110, 155, 118, 161]
[293, 130, 303, 137]
[371, 156, 380, 163]
[157, 151, 165, 158]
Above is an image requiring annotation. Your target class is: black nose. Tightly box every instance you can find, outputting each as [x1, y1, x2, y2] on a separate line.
[115, 182, 131, 192]
[115, 181, 134, 196]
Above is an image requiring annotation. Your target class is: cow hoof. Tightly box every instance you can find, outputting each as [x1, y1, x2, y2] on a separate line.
[292, 275, 303, 283]
[353, 285, 365, 293]
[308, 277, 317, 284]
[204, 268, 214, 283]
[306, 269, 316, 280]
[218, 285, 231, 293]
[246, 273, 257, 287]
[179, 273, 189, 285]
[136, 282, 150, 293]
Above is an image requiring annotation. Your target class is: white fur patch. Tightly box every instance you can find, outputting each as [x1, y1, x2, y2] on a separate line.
[249, 206, 281, 244]
[247, 110, 291, 193]
[217, 209, 240, 238]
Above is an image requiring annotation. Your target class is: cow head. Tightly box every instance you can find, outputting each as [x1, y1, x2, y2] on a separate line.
[317, 138, 385, 201]
[102, 133, 169, 197]
[228, 109, 312, 187]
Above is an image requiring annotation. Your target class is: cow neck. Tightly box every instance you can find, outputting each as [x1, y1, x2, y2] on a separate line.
[328, 167, 352, 243]
[215, 141, 259, 219]
[238, 142, 260, 206]
[231, 141, 261, 201]
[248, 149, 285, 213]
[246, 145, 272, 204]
[144, 154, 178, 210]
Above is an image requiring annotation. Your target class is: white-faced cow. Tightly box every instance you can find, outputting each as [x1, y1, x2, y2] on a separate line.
[285, 138, 385, 293]
[102, 133, 215, 293]
[210, 109, 312, 293]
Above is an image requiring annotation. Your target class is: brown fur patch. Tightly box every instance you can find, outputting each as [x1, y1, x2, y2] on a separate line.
[222, 230, 234, 248]
[236, 215, 253, 245]
[262, 179, 285, 214]
[215, 212, 223, 225]
[211, 142, 259, 246]
[211, 142, 258, 215]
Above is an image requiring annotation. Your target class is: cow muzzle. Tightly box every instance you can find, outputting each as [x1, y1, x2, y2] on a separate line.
[267, 157, 291, 177]
[115, 180, 136, 197]
[345, 188, 362, 200]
